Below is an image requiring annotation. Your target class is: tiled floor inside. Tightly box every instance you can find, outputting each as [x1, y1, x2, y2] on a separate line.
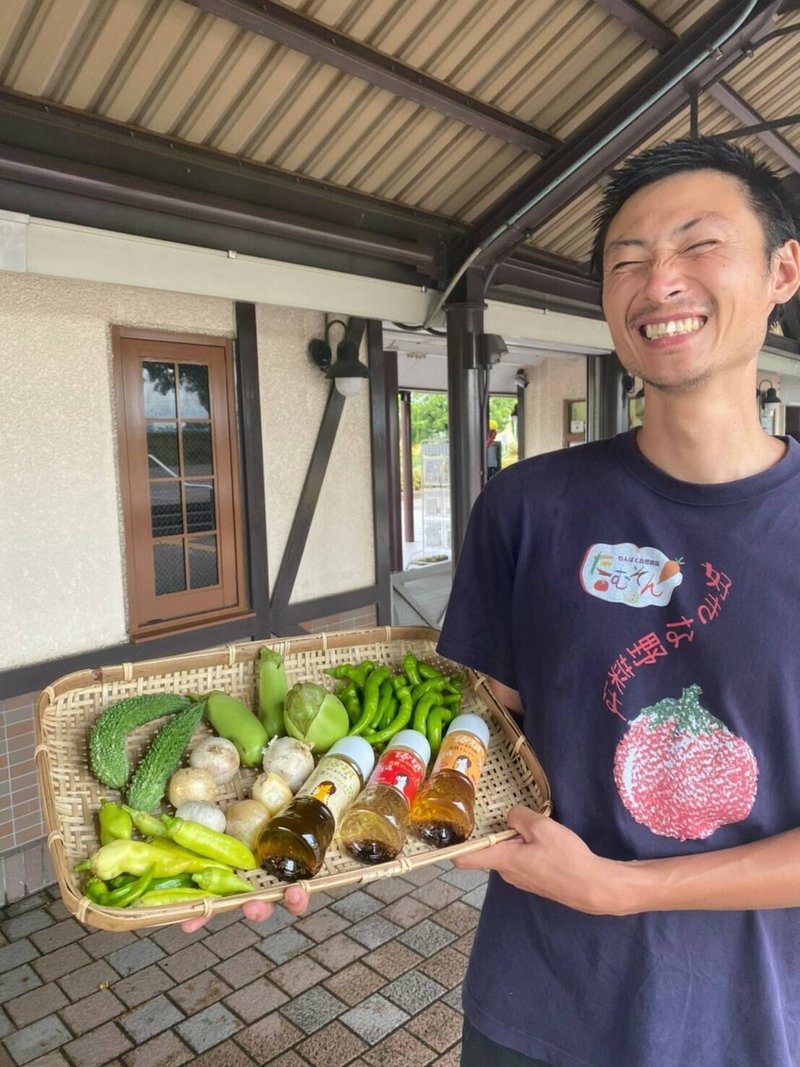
[0, 860, 486, 1067]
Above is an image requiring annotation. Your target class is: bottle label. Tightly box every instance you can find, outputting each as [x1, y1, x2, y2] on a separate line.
[431, 731, 487, 789]
[298, 758, 362, 825]
[370, 748, 426, 805]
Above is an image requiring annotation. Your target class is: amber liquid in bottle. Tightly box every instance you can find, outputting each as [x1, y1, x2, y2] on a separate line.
[409, 717, 489, 848]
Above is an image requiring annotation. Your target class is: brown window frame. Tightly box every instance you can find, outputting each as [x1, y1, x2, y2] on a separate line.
[112, 326, 249, 640]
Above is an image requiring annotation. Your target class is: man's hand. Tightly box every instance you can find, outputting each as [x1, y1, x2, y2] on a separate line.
[180, 883, 310, 933]
[454, 806, 624, 915]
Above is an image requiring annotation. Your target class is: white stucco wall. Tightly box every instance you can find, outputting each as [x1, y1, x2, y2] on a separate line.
[523, 356, 588, 457]
[0, 273, 374, 670]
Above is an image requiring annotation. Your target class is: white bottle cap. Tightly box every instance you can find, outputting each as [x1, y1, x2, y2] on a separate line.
[448, 714, 490, 749]
[328, 735, 375, 781]
[387, 729, 431, 766]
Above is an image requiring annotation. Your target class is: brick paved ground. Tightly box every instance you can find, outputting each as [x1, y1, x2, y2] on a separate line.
[0, 861, 486, 1066]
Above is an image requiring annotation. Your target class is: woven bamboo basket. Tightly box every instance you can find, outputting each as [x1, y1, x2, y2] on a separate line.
[35, 626, 551, 931]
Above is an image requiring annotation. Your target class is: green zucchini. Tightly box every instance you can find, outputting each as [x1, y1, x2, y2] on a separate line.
[89, 693, 193, 788]
[126, 702, 206, 812]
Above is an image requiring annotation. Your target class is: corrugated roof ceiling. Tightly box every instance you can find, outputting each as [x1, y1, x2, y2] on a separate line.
[0, 0, 797, 314]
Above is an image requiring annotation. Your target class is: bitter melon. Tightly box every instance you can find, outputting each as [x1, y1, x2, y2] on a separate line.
[89, 693, 192, 789]
[126, 701, 206, 812]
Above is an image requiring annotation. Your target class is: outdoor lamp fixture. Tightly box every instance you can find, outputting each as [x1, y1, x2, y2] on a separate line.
[308, 319, 370, 397]
[758, 378, 783, 434]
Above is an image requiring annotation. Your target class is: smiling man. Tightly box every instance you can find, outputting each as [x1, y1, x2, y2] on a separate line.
[436, 138, 800, 1067]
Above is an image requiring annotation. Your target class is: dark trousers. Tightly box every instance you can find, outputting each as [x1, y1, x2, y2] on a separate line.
[461, 1018, 552, 1066]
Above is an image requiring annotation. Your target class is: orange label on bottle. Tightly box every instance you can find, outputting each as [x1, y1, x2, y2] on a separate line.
[298, 758, 362, 825]
[431, 731, 487, 789]
[370, 749, 426, 805]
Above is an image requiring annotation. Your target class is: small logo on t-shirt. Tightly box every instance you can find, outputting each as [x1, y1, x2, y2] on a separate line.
[580, 542, 683, 607]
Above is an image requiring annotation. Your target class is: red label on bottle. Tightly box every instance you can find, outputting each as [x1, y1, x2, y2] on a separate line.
[370, 748, 426, 805]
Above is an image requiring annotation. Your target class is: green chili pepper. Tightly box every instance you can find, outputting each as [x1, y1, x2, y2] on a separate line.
[380, 693, 398, 729]
[412, 691, 441, 736]
[257, 647, 288, 738]
[349, 666, 390, 736]
[426, 707, 446, 759]
[390, 673, 407, 693]
[402, 653, 422, 687]
[191, 868, 254, 895]
[440, 692, 463, 707]
[98, 799, 133, 846]
[377, 677, 393, 720]
[138, 888, 221, 907]
[90, 838, 230, 881]
[351, 660, 377, 688]
[325, 663, 357, 681]
[365, 685, 413, 746]
[161, 815, 258, 870]
[417, 662, 445, 681]
[83, 876, 112, 905]
[410, 678, 449, 703]
[121, 805, 169, 838]
[147, 872, 198, 892]
[84, 865, 155, 907]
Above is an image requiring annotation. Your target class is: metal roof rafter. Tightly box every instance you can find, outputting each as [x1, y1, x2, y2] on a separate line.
[182, 0, 561, 156]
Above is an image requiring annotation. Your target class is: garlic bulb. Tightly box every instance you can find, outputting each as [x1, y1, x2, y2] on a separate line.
[261, 736, 315, 793]
[251, 771, 293, 816]
[224, 798, 272, 851]
[167, 767, 217, 808]
[189, 737, 241, 785]
[175, 801, 226, 833]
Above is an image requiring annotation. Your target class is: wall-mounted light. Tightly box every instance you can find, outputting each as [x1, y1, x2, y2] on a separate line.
[308, 319, 370, 397]
[758, 378, 784, 435]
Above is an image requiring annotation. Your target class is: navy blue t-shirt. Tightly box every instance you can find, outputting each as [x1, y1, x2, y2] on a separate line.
[438, 430, 800, 1067]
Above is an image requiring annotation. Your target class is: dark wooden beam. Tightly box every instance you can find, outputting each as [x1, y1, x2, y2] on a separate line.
[184, 0, 560, 156]
[366, 320, 393, 623]
[467, 0, 785, 268]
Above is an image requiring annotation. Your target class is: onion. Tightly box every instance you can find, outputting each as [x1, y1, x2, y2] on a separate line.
[189, 737, 241, 785]
[167, 767, 217, 808]
[175, 801, 226, 833]
[225, 798, 272, 851]
[261, 736, 315, 793]
[251, 771, 293, 816]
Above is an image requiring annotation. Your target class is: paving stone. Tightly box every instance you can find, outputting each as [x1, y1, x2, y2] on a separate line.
[265, 1053, 307, 1067]
[382, 969, 447, 1015]
[400, 864, 446, 887]
[236, 1011, 304, 1062]
[118, 993, 185, 1043]
[417, 947, 469, 990]
[0, 1005, 11, 1038]
[442, 985, 464, 1014]
[305, 891, 335, 913]
[6, 982, 69, 1028]
[0, 940, 39, 975]
[212, 947, 273, 989]
[294, 907, 351, 943]
[0, 911, 53, 942]
[31, 942, 93, 984]
[450, 930, 477, 957]
[28, 920, 85, 955]
[433, 1044, 462, 1066]
[363, 876, 414, 904]
[176, 1002, 241, 1053]
[57, 958, 118, 1001]
[339, 992, 410, 1045]
[328, 891, 384, 923]
[58, 988, 124, 1035]
[191, 1039, 257, 1066]
[295, 1019, 368, 1067]
[80, 930, 139, 960]
[201, 910, 242, 932]
[24, 1053, 70, 1067]
[223, 976, 289, 1023]
[406, 1002, 463, 1052]
[113, 964, 175, 1008]
[269, 954, 330, 996]
[201, 922, 259, 960]
[62, 1021, 134, 1067]
[168, 969, 233, 1015]
[399, 920, 457, 959]
[43, 902, 70, 923]
[279, 986, 346, 1035]
[121, 1029, 193, 1067]
[460, 883, 488, 909]
[0, 965, 41, 1006]
[361, 940, 424, 980]
[158, 942, 218, 982]
[106, 938, 167, 977]
[3, 1015, 72, 1066]
[322, 960, 386, 1007]
[362, 1028, 437, 1066]
[148, 924, 207, 954]
[440, 868, 488, 892]
[347, 915, 403, 950]
[380, 896, 435, 929]
[4, 893, 51, 919]
[409, 880, 462, 910]
[244, 907, 297, 937]
[307, 933, 366, 972]
[433, 901, 481, 936]
[257, 926, 315, 965]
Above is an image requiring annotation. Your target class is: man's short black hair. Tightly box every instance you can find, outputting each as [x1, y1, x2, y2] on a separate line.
[590, 135, 798, 283]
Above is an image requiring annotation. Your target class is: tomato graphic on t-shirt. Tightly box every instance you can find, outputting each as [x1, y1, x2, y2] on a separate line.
[613, 685, 758, 840]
